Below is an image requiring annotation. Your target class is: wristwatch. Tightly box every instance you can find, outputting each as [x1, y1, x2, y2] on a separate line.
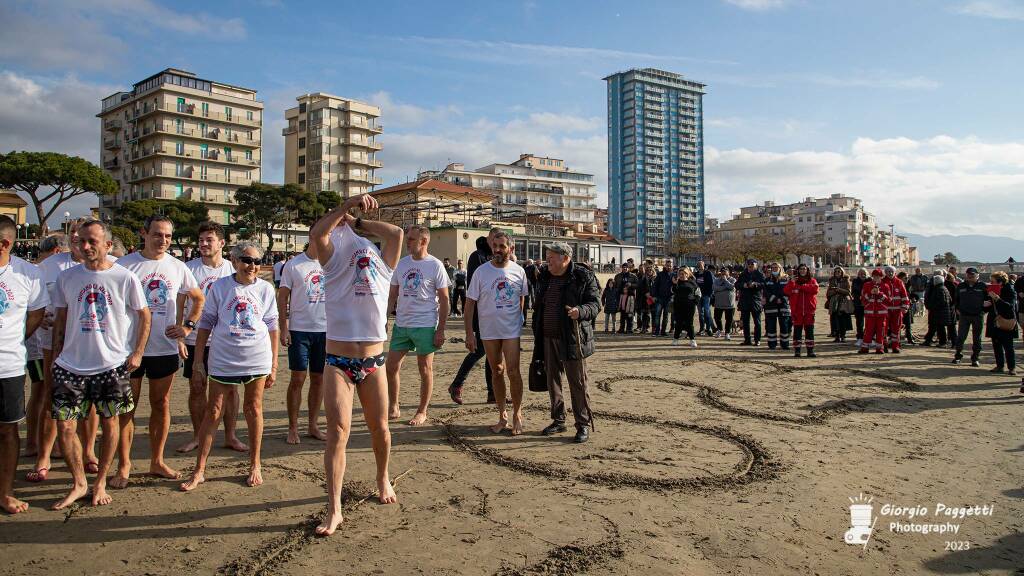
[183, 320, 197, 330]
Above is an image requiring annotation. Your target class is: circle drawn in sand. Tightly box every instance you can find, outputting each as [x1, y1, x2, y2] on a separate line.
[678, 355, 920, 392]
[442, 405, 778, 492]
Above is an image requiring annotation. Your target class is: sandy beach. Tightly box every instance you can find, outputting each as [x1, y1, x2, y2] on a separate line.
[2, 305, 1022, 575]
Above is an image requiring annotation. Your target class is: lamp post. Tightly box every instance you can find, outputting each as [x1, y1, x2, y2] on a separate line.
[63, 211, 71, 235]
[16, 224, 22, 240]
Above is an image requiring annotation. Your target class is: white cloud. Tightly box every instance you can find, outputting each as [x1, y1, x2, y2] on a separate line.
[722, 0, 792, 11]
[953, 0, 1024, 21]
[364, 91, 462, 129]
[705, 135, 1024, 238]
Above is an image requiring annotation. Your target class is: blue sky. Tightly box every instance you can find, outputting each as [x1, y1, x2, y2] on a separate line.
[1, 0, 1022, 238]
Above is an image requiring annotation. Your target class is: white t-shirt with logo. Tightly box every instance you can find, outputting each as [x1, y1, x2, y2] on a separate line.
[53, 264, 146, 375]
[118, 252, 198, 357]
[0, 256, 49, 378]
[467, 261, 527, 340]
[322, 224, 393, 342]
[38, 252, 82, 350]
[200, 275, 278, 378]
[391, 254, 449, 328]
[184, 258, 235, 345]
[280, 253, 326, 333]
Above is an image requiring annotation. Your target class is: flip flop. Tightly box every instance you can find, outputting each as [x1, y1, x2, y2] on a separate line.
[25, 468, 49, 483]
[85, 461, 100, 474]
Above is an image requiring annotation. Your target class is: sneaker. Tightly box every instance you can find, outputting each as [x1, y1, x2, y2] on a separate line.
[1009, 369, 1017, 376]
[952, 357, 962, 365]
[690, 339, 698, 349]
[807, 350, 817, 358]
[990, 367, 1005, 374]
[725, 333, 732, 341]
[574, 427, 590, 444]
[542, 422, 567, 436]
[714, 331, 721, 338]
[971, 358, 980, 368]
[672, 339, 680, 346]
[855, 339, 863, 347]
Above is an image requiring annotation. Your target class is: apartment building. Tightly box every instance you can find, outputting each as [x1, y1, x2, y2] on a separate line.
[605, 68, 706, 257]
[283, 93, 383, 197]
[419, 154, 599, 227]
[98, 68, 263, 224]
[715, 194, 918, 266]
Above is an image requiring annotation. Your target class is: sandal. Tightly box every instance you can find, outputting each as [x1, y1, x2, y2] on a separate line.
[85, 461, 100, 474]
[25, 467, 49, 483]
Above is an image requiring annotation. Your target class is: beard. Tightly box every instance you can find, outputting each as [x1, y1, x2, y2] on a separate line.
[492, 251, 509, 265]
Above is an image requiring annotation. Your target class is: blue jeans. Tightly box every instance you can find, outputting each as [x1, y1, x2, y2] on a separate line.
[698, 295, 713, 333]
[653, 297, 672, 335]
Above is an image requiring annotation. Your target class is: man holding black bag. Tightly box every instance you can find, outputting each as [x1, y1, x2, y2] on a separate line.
[531, 242, 601, 443]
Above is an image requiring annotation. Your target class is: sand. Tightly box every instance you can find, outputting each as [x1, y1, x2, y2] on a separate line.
[2, 305, 1023, 575]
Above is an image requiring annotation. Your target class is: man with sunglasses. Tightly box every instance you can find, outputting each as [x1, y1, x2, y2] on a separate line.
[310, 194, 403, 537]
[114, 215, 204, 487]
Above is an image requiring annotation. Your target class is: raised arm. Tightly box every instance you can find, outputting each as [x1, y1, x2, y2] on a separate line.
[356, 218, 403, 270]
[310, 194, 380, 267]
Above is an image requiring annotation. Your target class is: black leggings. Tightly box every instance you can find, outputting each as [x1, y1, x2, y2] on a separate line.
[793, 325, 815, 349]
[673, 305, 696, 340]
[855, 309, 865, 340]
[714, 308, 735, 333]
[992, 337, 1016, 370]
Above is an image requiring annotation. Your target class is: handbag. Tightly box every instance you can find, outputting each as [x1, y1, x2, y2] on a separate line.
[528, 346, 547, 392]
[990, 293, 1018, 331]
[839, 298, 855, 315]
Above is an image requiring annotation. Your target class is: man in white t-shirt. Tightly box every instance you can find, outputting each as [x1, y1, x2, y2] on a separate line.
[0, 216, 48, 514]
[114, 215, 204, 487]
[50, 220, 151, 509]
[385, 226, 449, 426]
[310, 194, 403, 537]
[273, 256, 287, 288]
[278, 242, 327, 444]
[465, 231, 527, 436]
[23, 233, 63, 464]
[176, 221, 247, 454]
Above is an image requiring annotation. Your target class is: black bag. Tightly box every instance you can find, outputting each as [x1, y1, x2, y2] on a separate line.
[528, 346, 547, 392]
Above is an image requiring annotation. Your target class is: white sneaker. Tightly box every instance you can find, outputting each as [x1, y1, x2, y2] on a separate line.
[855, 339, 863, 347]
[672, 339, 680, 346]
[690, 339, 698, 348]
[714, 331, 721, 338]
[725, 333, 732, 341]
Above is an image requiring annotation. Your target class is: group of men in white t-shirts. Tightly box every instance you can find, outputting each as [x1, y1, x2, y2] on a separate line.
[0, 195, 542, 539]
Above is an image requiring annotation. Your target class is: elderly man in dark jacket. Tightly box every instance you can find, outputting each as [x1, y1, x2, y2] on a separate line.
[737, 259, 766, 345]
[953, 267, 989, 367]
[533, 242, 601, 443]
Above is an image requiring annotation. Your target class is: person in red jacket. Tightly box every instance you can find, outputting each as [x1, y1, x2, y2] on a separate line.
[881, 266, 910, 353]
[860, 269, 892, 354]
[784, 263, 819, 358]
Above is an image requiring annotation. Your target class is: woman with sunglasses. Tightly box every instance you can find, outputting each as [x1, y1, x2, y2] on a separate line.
[180, 241, 279, 492]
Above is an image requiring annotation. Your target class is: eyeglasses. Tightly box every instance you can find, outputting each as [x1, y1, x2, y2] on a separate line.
[237, 256, 260, 266]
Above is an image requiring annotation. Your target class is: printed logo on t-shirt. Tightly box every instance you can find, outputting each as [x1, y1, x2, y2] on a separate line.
[226, 295, 261, 337]
[198, 275, 219, 297]
[492, 276, 520, 309]
[77, 284, 111, 332]
[401, 269, 422, 295]
[350, 249, 382, 296]
[142, 273, 172, 315]
[0, 282, 13, 328]
[304, 269, 325, 303]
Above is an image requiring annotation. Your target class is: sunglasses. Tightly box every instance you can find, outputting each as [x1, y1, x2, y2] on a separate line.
[237, 256, 260, 266]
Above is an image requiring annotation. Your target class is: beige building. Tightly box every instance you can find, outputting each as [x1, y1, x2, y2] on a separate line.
[419, 154, 599, 227]
[283, 93, 383, 197]
[0, 190, 28, 227]
[98, 68, 263, 225]
[371, 178, 496, 230]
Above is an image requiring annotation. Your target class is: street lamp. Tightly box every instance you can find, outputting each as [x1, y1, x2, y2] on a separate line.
[63, 211, 71, 235]
[16, 224, 22, 240]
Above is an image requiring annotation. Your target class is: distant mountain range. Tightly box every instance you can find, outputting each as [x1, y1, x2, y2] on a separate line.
[902, 233, 1024, 264]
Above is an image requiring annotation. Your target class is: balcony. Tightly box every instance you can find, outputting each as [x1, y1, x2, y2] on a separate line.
[129, 167, 254, 186]
[282, 124, 298, 136]
[103, 159, 119, 169]
[104, 119, 122, 131]
[366, 140, 383, 151]
[148, 123, 260, 147]
[134, 102, 261, 127]
[103, 138, 120, 150]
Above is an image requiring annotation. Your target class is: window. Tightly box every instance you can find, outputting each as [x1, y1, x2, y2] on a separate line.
[225, 106, 232, 120]
[177, 97, 186, 113]
[298, 137, 306, 149]
[245, 150, 252, 161]
[174, 183, 183, 198]
[299, 103, 307, 113]
[176, 118, 184, 134]
[246, 110, 254, 121]
[201, 102, 209, 117]
[298, 155, 305, 166]
[298, 173, 305, 184]
[175, 141, 184, 155]
[175, 161, 183, 176]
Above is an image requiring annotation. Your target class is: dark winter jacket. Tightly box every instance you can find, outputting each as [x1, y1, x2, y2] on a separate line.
[851, 277, 867, 312]
[925, 284, 953, 327]
[908, 273, 929, 294]
[532, 261, 602, 361]
[762, 273, 791, 315]
[695, 269, 715, 299]
[956, 280, 988, 316]
[737, 269, 766, 312]
[653, 269, 675, 299]
[985, 283, 1019, 339]
[466, 237, 492, 287]
[672, 279, 701, 313]
[602, 286, 619, 314]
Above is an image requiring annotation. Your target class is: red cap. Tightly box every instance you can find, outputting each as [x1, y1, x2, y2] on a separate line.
[871, 268, 884, 276]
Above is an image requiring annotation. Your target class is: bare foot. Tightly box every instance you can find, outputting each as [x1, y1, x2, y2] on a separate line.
[377, 478, 398, 504]
[176, 439, 199, 453]
[511, 413, 524, 436]
[224, 437, 249, 452]
[315, 510, 344, 537]
[109, 464, 131, 489]
[180, 472, 205, 492]
[1, 495, 30, 514]
[149, 462, 181, 480]
[388, 407, 401, 420]
[307, 427, 326, 441]
[52, 484, 88, 510]
[488, 415, 510, 434]
[286, 429, 300, 445]
[247, 466, 263, 487]
[92, 485, 112, 506]
[407, 412, 428, 426]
